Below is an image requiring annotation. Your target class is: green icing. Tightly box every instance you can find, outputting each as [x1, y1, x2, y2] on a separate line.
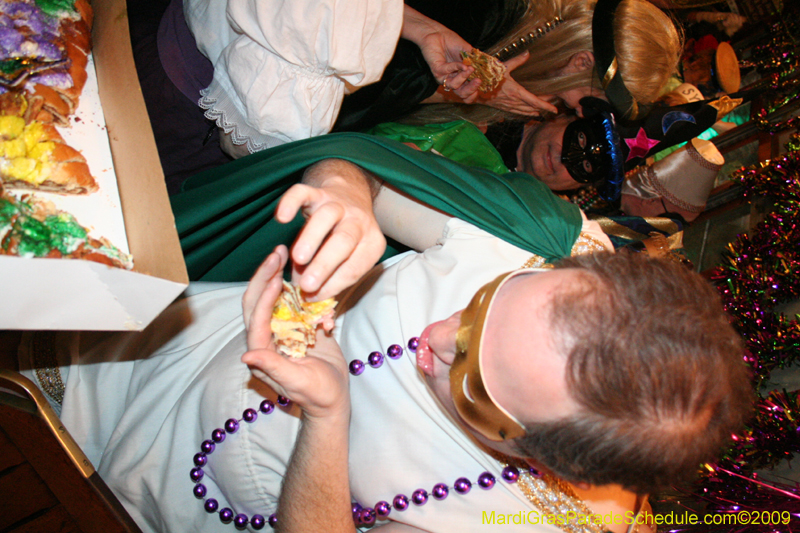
[13, 215, 54, 257]
[0, 195, 128, 266]
[0, 198, 23, 229]
[7, 210, 86, 257]
[43, 213, 87, 254]
[34, 0, 76, 17]
[0, 59, 27, 76]
[96, 243, 129, 265]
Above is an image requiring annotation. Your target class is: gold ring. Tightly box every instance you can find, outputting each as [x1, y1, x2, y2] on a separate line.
[442, 78, 451, 92]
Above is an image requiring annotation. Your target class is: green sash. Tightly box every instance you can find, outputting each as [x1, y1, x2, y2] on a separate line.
[172, 133, 581, 281]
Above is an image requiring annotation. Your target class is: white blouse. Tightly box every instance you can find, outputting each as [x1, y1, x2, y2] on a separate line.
[185, 0, 403, 152]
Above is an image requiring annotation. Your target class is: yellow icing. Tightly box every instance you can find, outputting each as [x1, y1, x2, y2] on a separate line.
[23, 123, 47, 151]
[28, 141, 56, 160]
[272, 305, 299, 322]
[1, 118, 58, 185]
[37, 161, 56, 184]
[5, 158, 38, 183]
[0, 116, 25, 140]
[0, 138, 27, 159]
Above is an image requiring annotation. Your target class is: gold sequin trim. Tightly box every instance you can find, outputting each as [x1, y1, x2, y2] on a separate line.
[520, 254, 548, 269]
[513, 468, 605, 533]
[520, 232, 607, 269]
[507, 463, 644, 533]
[31, 331, 65, 406]
[570, 232, 609, 256]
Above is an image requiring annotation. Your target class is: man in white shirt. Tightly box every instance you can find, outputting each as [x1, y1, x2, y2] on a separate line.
[19, 158, 752, 533]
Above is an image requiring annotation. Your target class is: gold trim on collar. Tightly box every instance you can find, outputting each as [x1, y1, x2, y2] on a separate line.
[506, 459, 645, 533]
[520, 231, 608, 270]
[571, 232, 610, 255]
[510, 464, 605, 533]
[521, 254, 548, 269]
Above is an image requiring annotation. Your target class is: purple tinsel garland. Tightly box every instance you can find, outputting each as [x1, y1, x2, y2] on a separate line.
[654, 133, 800, 531]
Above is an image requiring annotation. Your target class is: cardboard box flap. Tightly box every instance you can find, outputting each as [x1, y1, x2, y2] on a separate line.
[1, 257, 186, 331]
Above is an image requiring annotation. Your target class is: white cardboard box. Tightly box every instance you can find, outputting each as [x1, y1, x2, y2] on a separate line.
[1, 0, 189, 331]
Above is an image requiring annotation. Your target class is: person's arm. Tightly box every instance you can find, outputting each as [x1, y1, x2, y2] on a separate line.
[373, 182, 450, 252]
[401, 5, 477, 96]
[241, 246, 354, 532]
[188, 0, 403, 147]
[277, 401, 352, 533]
[241, 247, 433, 533]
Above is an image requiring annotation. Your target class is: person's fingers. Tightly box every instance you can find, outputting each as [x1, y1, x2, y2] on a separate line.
[431, 54, 470, 82]
[503, 51, 530, 72]
[295, 220, 364, 294]
[246, 277, 284, 350]
[290, 202, 346, 266]
[490, 75, 558, 115]
[452, 76, 480, 101]
[275, 184, 320, 224]
[320, 314, 335, 333]
[243, 347, 348, 416]
[243, 246, 288, 327]
[246, 364, 287, 400]
[244, 247, 288, 349]
[241, 348, 295, 394]
[516, 90, 558, 114]
[445, 66, 474, 91]
[310, 231, 386, 300]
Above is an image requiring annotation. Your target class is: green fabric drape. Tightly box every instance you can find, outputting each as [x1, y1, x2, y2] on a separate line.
[171, 133, 581, 282]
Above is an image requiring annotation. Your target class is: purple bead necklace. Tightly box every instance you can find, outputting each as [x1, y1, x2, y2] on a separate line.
[189, 337, 538, 530]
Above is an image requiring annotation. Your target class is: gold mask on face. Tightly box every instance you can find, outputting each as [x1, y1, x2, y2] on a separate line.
[450, 269, 544, 441]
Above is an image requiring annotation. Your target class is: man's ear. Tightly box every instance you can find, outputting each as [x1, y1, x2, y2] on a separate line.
[567, 51, 595, 73]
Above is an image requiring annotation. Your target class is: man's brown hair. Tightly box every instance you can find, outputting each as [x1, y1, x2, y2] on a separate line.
[514, 251, 753, 494]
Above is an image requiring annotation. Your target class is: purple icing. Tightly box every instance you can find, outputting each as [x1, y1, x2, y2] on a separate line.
[0, 0, 65, 69]
[0, 25, 26, 54]
[30, 69, 73, 89]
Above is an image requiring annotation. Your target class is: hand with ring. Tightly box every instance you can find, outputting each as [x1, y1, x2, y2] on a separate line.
[403, 6, 475, 96]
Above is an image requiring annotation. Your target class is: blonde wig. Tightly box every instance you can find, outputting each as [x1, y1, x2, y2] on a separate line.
[406, 0, 682, 125]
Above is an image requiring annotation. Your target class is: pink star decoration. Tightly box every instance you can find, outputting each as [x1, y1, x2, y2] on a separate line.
[624, 127, 659, 161]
